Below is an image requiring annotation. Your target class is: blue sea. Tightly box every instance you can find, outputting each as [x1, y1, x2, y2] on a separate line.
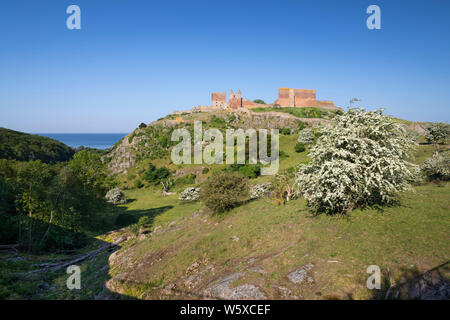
[37, 133, 127, 150]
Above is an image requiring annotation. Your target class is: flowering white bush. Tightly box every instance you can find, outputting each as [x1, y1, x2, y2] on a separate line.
[105, 187, 127, 204]
[423, 151, 450, 181]
[297, 128, 315, 145]
[296, 108, 419, 214]
[424, 122, 450, 145]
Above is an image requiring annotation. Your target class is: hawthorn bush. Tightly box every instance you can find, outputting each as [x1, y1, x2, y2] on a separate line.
[297, 128, 315, 145]
[423, 151, 450, 181]
[296, 108, 419, 214]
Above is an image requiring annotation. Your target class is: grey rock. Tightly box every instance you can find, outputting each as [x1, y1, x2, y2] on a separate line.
[287, 263, 314, 284]
[204, 272, 266, 299]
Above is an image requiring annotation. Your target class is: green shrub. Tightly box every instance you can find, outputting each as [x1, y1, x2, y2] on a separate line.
[228, 163, 261, 179]
[138, 216, 152, 227]
[295, 142, 306, 153]
[143, 164, 171, 185]
[139, 122, 147, 129]
[134, 179, 143, 189]
[202, 167, 210, 174]
[253, 99, 266, 104]
[424, 122, 450, 146]
[200, 172, 249, 213]
[422, 151, 450, 181]
[174, 173, 196, 185]
[297, 121, 306, 131]
[280, 128, 291, 135]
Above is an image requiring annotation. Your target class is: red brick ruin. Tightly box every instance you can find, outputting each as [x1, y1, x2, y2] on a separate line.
[210, 87, 336, 110]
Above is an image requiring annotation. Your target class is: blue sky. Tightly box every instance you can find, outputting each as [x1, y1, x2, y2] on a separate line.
[0, 0, 449, 133]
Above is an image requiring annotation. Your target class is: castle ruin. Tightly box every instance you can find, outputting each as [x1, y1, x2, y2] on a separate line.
[209, 87, 336, 110]
[274, 88, 335, 109]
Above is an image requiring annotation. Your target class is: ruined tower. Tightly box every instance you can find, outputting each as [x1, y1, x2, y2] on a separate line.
[276, 88, 318, 107]
[211, 92, 227, 109]
[228, 89, 243, 109]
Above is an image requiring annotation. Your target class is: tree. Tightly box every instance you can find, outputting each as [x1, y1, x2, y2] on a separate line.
[143, 164, 171, 185]
[253, 99, 266, 104]
[139, 122, 147, 129]
[422, 151, 450, 181]
[424, 122, 450, 148]
[296, 108, 418, 214]
[200, 172, 249, 213]
[16, 161, 54, 251]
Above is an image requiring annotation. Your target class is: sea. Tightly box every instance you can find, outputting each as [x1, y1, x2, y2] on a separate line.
[37, 133, 127, 150]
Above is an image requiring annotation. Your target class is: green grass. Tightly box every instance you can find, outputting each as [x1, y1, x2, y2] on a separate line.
[100, 180, 449, 300]
[1, 126, 447, 300]
[251, 107, 336, 119]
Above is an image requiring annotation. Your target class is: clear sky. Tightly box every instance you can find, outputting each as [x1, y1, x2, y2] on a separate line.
[0, 0, 449, 133]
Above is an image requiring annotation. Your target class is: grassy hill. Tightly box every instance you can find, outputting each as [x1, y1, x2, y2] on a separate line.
[0, 128, 75, 163]
[1, 109, 448, 300]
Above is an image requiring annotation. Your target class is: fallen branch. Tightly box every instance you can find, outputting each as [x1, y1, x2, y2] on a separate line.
[27, 239, 124, 274]
[0, 244, 19, 250]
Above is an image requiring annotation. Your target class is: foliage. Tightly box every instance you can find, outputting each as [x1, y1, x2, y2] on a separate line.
[297, 121, 306, 131]
[253, 99, 266, 104]
[143, 164, 171, 185]
[139, 122, 147, 129]
[422, 151, 450, 181]
[174, 173, 196, 186]
[280, 128, 291, 135]
[105, 187, 127, 204]
[209, 115, 228, 129]
[0, 127, 74, 163]
[294, 142, 306, 153]
[296, 108, 419, 214]
[138, 215, 151, 227]
[297, 128, 315, 145]
[228, 163, 262, 179]
[272, 174, 297, 205]
[252, 107, 336, 119]
[424, 122, 450, 146]
[134, 179, 144, 189]
[0, 150, 113, 251]
[200, 172, 249, 213]
[202, 167, 210, 174]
